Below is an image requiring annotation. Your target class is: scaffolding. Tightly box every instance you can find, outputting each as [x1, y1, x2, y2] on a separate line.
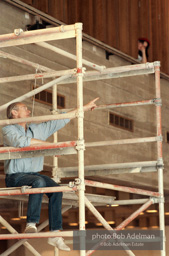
[0, 23, 166, 256]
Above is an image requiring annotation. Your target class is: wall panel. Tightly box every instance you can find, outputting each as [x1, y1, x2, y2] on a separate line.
[13, 0, 169, 75]
[67, 0, 79, 24]
[106, 0, 119, 49]
[160, 0, 169, 73]
[79, 0, 94, 36]
[138, 0, 150, 38]
[118, 0, 130, 54]
[92, 0, 107, 43]
[151, 0, 160, 62]
[49, 0, 67, 23]
[128, 0, 139, 58]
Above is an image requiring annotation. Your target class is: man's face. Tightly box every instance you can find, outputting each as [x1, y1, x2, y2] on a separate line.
[12, 103, 31, 119]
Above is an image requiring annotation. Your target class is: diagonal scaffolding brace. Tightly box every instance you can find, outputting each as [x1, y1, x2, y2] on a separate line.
[0, 206, 72, 256]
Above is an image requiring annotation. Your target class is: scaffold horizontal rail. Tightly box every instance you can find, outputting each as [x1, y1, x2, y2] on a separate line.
[85, 136, 159, 147]
[0, 63, 156, 86]
[85, 180, 161, 197]
[0, 231, 73, 240]
[0, 62, 156, 87]
[58, 160, 158, 173]
[92, 62, 155, 73]
[0, 138, 159, 160]
[65, 192, 116, 205]
[58, 63, 156, 84]
[0, 141, 77, 160]
[1, 64, 157, 85]
[59, 98, 157, 113]
[0, 192, 116, 206]
[93, 99, 155, 109]
[109, 198, 150, 205]
[59, 166, 157, 178]
[0, 185, 77, 196]
[0, 141, 76, 153]
[0, 24, 77, 48]
[0, 111, 75, 126]
[0, 69, 76, 83]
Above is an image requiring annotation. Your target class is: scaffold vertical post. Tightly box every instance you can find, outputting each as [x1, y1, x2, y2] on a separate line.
[52, 84, 59, 256]
[75, 23, 86, 256]
[52, 84, 59, 183]
[154, 61, 166, 256]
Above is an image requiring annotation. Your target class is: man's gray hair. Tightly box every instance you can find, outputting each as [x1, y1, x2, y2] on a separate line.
[7, 102, 21, 119]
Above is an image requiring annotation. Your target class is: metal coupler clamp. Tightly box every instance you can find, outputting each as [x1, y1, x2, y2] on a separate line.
[76, 139, 85, 151]
[14, 28, 23, 36]
[157, 158, 164, 168]
[21, 186, 31, 193]
[157, 135, 163, 142]
[75, 178, 81, 185]
[75, 110, 84, 119]
[60, 25, 65, 32]
[76, 67, 86, 77]
[153, 98, 162, 106]
[151, 197, 165, 204]
[68, 181, 75, 188]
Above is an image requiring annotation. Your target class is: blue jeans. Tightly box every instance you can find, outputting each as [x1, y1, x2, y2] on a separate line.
[5, 172, 63, 231]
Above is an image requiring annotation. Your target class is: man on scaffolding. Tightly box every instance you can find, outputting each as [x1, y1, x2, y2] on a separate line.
[2, 98, 98, 251]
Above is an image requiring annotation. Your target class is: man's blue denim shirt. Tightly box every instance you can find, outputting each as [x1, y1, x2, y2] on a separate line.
[2, 119, 70, 174]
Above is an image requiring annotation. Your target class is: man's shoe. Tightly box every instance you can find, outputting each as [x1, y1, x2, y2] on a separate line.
[48, 237, 70, 251]
[25, 223, 37, 233]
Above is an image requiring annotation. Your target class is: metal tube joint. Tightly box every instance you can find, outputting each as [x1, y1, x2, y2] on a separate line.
[75, 23, 83, 30]
[156, 158, 164, 169]
[153, 98, 162, 106]
[152, 197, 165, 204]
[14, 28, 23, 36]
[60, 25, 65, 32]
[77, 183, 85, 191]
[52, 175, 61, 184]
[153, 61, 161, 67]
[68, 178, 82, 188]
[75, 110, 84, 119]
[156, 135, 163, 142]
[149, 197, 157, 204]
[21, 186, 32, 193]
[76, 139, 85, 151]
[50, 109, 58, 114]
[76, 67, 86, 77]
